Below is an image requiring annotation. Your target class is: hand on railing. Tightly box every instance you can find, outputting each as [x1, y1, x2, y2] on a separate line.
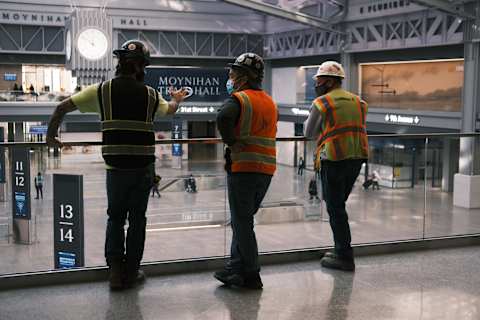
[46, 135, 63, 148]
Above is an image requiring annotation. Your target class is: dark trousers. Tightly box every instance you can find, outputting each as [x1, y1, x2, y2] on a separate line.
[105, 164, 154, 273]
[321, 159, 363, 260]
[35, 185, 43, 199]
[227, 172, 272, 274]
[297, 167, 304, 175]
[151, 186, 161, 197]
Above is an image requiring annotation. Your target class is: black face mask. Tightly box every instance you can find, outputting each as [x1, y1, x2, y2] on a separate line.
[315, 83, 329, 97]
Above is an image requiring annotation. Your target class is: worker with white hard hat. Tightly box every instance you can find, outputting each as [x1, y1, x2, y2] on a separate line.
[304, 60, 369, 271]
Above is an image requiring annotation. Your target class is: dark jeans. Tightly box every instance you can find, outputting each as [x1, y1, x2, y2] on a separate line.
[151, 186, 161, 197]
[35, 185, 43, 199]
[105, 164, 154, 273]
[227, 172, 272, 274]
[321, 159, 364, 260]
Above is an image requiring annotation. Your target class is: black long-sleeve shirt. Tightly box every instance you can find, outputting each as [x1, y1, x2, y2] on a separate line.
[216, 96, 241, 146]
[216, 84, 263, 146]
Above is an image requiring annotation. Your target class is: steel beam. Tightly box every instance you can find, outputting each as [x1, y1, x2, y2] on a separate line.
[222, 0, 344, 34]
[411, 0, 478, 20]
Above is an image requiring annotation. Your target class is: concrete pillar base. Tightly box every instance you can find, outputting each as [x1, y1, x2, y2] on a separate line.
[453, 174, 480, 208]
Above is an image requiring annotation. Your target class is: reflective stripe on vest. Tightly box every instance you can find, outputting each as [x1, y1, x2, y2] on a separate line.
[231, 90, 277, 175]
[237, 92, 253, 137]
[243, 136, 276, 147]
[317, 126, 366, 146]
[101, 80, 113, 121]
[101, 120, 154, 132]
[146, 86, 157, 122]
[314, 90, 368, 161]
[230, 152, 276, 165]
[100, 80, 157, 157]
[101, 145, 156, 156]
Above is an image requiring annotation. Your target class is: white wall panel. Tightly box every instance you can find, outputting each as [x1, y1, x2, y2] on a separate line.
[272, 67, 297, 104]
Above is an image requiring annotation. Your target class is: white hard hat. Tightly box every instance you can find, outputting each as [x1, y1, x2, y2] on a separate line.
[313, 61, 345, 79]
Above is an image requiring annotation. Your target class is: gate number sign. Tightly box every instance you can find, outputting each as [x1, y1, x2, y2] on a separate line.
[11, 147, 30, 220]
[53, 174, 84, 269]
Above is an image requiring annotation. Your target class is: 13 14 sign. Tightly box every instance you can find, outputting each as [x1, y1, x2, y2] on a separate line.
[53, 174, 84, 269]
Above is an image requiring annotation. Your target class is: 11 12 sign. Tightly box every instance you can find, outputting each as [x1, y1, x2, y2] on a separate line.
[14, 161, 25, 187]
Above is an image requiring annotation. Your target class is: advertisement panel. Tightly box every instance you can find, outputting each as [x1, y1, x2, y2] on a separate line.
[359, 59, 464, 112]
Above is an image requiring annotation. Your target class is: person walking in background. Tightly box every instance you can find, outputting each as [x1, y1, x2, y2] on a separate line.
[34, 172, 44, 199]
[151, 175, 161, 198]
[215, 52, 278, 289]
[184, 174, 197, 193]
[304, 61, 369, 271]
[29, 84, 38, 97]
[47, 39, 188, 290]
[308, 177, 319, 200]
[372, 170, 381, 190]
[298, 156, 305, 175]
[188, 174, 197, 193]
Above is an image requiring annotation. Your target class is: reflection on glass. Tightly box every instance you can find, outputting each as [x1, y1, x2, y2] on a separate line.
[424, 136, 480, 238]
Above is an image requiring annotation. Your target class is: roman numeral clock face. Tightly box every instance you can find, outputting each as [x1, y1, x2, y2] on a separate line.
[76, 28, 108, 61]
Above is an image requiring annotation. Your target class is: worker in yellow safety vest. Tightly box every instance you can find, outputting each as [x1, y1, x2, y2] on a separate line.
[305, 61, 368, 271]
[215, 52, 278, 289]
[47, 40, 188, 290]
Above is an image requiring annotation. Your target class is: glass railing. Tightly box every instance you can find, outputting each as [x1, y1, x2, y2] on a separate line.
[0, 133, 479, 276]
[0, 90, 71, 102]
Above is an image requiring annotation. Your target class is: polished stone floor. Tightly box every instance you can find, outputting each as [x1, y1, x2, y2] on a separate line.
[1, 247, 479, 320]
[1, 149, 480, 275]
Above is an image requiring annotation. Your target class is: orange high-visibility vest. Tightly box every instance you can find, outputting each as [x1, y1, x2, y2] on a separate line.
[231, 89, 278, 175]
[314, 88, 369, 164]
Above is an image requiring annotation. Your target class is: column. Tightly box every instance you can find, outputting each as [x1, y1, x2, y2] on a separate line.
[454, 8, 480, 208]
[340, 52, 358, 95]
[442, 138, 459, 192]
[0, 128, 6, 202]
[7, 122, 14, 142]
[14, 122, 24, 142]
[263, 60, 273, 96]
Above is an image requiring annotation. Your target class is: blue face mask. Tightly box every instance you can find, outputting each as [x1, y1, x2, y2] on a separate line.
[226, 79, 235, 95]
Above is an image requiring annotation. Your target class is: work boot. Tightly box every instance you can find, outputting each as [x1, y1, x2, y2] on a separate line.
[108, 260, 125, 291]
[321, 255, 355, 271]
[323, 251, 336, 259]
[214, 269, 244, 287]
[124, 269, 146, 289]
[242, 272, 263, 290]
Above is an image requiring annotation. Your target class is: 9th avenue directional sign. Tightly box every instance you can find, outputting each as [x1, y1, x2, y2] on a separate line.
[385, 114, 420, 125]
